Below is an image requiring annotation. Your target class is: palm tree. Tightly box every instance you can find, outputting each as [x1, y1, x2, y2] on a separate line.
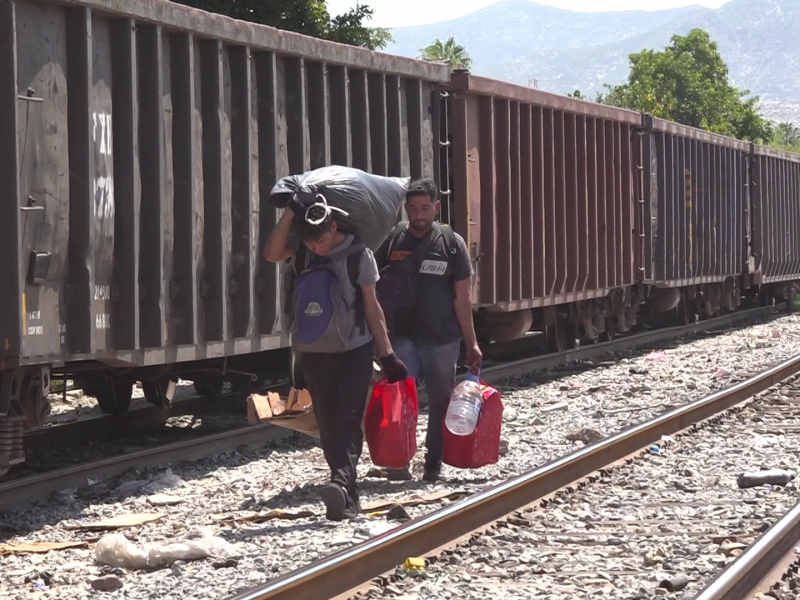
[776, 121, 800, 146]
[419, 36, 472, 70]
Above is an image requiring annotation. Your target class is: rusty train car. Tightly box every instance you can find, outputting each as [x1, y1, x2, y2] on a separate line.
[2, 0, 799, 475]
[439, 72, 798, 351]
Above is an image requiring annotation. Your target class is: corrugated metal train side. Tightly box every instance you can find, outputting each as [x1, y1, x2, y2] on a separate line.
[0, 0, 448, 471]
[639, 117, 752, 320]
[750, 145, 800, 298]
[441, 72, 645, 348]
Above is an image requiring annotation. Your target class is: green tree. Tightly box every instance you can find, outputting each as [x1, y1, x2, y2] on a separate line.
[599, 29, 771, 143]
[173, 0, 392, 50]
[419, 37, 472, 70]
[771, 121, 800, 151]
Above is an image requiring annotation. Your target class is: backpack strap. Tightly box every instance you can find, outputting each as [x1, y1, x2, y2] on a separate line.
[317, 238, 368, 337]
[346, 250, 366, 336]
[384, 222, 407, 265]
[435, 222, 460, 297]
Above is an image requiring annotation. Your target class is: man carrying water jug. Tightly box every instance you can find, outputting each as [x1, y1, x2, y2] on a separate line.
[376, 178, 483, 482]
[263, 198, 408, 521]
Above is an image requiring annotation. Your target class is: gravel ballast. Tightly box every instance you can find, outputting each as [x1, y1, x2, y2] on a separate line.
[1, 310, 799, 599]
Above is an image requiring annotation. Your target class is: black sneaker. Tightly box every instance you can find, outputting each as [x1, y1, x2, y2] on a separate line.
[386, 467, 413, 481]
[322, 483, 347, 521]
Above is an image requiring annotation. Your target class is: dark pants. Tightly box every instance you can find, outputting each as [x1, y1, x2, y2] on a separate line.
[393, 337, 460, 466]
[301, 342, 374, 509]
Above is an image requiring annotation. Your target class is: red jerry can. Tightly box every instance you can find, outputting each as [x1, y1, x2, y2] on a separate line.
[364, 377, 419, 468]
[442, 379, 504, 469]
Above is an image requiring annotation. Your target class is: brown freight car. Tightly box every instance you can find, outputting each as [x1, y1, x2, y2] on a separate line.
[0, 0, 449, 475]
[440, 72, 645, 350]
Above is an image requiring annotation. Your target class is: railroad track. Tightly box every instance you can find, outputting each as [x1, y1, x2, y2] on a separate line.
[696, 496, 800, 600]
[223, 326, 800, 600]
[0, 304, 782, 511]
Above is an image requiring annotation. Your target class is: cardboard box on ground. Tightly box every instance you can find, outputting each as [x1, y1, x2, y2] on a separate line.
[246, 362, 381, 439]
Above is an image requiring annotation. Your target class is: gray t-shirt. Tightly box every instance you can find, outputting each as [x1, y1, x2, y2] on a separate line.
[288, 233, 379, 351]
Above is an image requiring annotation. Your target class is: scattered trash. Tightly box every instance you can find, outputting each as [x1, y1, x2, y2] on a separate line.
[147, 494, 183, 507]
[247, 388, 320, 438]
[713, 367, 731, 379]
[354, 522, 397, 539]
[646, 351, 666, 362]
[643, 546, 667, 566]
[386, 504, 412, 523]
[718, 541, 748, 557]
[403, 557, 425, 571]
[95, 532, 241, 570]
[90, 575, 124, 592]
[361, 490, 469, 513]
[737, 469, 796, 489]
[0, 540, 88, 556]
[659, 574, 689, 592]
[566, 428, 605, 445]
[62, 513, 165, 532]
[144, 469, 184, 493]
[499, 438, 510, 456]
[210, 509, 315, 524]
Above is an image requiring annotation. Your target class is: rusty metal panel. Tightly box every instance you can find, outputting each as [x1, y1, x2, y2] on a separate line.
[477, 95, 496, 306]
[751, 148, 800, 284]
[306, 61, 330, 170]
[643, 130, 748, 286]
[494, 99, 512, 303]
[448, 72, 641, 125]
[0, 0, 22, 364]
[448, 74, 641, 311]
[5, 0, 444, 368]
[519, 105, 534, 299]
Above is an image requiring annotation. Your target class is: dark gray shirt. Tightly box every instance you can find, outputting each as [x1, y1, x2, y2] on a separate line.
[376, 223, 473, 347]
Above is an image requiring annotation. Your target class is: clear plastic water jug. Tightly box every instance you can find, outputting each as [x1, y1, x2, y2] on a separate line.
[445, 373, 483, 436]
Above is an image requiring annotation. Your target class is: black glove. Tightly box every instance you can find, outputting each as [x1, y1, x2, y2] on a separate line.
[380, 353, 408, 383]
[287, 195, 305, 215]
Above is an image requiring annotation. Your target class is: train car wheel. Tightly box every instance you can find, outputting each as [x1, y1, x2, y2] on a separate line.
[545, 317, 573, 353]
[194, 380, 224, 400]
[96, 381, 133, 416]
[143, 382, 173, 408]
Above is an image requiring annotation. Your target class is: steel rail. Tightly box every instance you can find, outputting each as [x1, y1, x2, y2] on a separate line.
[0, 305, 781, 510]
[694, 497, 800, 600]
[225, 352, 800, 600]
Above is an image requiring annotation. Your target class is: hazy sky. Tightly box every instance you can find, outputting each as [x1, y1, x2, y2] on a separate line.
[327, 0, 730, 28]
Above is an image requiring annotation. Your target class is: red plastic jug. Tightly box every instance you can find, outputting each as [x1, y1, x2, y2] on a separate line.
[442, 377, 503, 469]
[364, 377, 419, 468]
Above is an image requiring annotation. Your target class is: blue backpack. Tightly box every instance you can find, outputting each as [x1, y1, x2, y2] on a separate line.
[290, 240, 367, 353]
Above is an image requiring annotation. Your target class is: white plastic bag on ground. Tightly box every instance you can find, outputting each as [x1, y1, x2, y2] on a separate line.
[95, 533, 241, 570]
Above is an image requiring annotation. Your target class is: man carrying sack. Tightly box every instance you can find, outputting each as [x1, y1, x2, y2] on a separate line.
[263, 195, 407, 521]
[375, 178, 483, 482]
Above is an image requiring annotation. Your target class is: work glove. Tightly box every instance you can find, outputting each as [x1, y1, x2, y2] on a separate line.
[380, 352, 408, 383]
[287, 195, 305, 215]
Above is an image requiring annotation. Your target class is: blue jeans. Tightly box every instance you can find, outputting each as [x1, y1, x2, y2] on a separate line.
[393, 337, 461, 466]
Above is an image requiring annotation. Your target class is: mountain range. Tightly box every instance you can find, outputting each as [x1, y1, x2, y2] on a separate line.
[385, 0, 800, 123]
